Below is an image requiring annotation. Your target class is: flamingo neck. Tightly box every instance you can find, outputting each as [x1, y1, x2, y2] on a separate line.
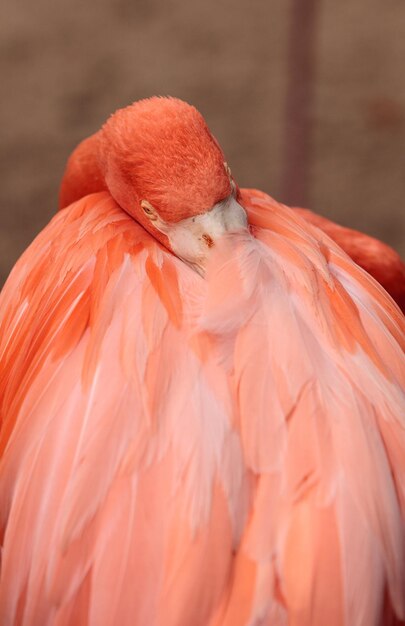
[59, 132, 107, 210]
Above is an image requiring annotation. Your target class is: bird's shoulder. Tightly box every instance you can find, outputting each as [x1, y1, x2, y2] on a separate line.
[241, 187, 405, 314]
[0, 191, 186, 448]
[240, 187, 405, 337]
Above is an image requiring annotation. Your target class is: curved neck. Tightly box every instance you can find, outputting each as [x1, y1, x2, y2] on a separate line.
[59, 132, 107, 209]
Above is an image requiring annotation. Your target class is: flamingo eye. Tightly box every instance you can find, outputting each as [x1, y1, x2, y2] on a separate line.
[141, 200, 158, 220]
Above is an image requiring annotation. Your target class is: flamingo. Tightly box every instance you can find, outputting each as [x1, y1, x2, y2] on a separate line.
[0, 97, 404, 626]
[58, 122, 405, 313]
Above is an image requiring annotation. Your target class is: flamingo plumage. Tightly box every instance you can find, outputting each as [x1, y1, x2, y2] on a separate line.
[59, 127, 405, 314]
[0, 97, 404, 626]
[292, 207, 405, 314]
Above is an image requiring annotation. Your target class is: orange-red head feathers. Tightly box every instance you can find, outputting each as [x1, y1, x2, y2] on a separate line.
[98, 97, 232, 225]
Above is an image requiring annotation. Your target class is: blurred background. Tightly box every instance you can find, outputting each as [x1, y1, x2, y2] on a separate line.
[1, 0, 404, 285]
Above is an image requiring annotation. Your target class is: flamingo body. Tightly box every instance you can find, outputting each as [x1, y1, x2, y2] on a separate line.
[0, 98, 405, 626]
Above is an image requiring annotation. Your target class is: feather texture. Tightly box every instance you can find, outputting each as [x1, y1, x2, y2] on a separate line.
[0, 189, 404, 625]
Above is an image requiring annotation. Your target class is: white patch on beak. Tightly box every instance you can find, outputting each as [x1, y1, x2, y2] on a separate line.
[149, 196, 248, 275]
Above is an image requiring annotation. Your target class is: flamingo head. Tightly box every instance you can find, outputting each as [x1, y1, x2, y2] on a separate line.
[99, 97, 248, 273]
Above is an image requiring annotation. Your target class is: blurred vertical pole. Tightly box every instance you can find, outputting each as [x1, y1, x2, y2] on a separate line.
[281, 0, 319, 208]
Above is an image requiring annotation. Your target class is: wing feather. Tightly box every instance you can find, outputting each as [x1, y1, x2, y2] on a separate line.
[0, 192, 246, 625]
[199, 190, 405, 625]
[1, 188, 404, 625]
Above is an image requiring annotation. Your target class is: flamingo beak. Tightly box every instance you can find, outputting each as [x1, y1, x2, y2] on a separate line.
[141, 195, 249, 275]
